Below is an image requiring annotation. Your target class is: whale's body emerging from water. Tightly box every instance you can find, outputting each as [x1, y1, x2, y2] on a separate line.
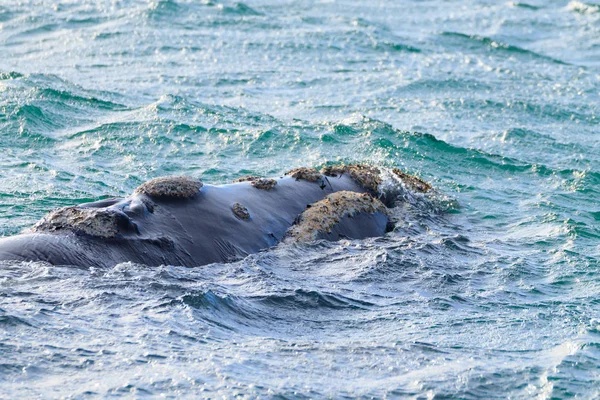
[0, 165, 430, 268]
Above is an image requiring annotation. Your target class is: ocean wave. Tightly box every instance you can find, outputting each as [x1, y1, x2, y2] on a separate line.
[219, 2, 263, 16]
[440, 31, 570, 65]
[254, 289, 376, 310]
[567, 1, 600, 14]
[509, 2, 541, 10]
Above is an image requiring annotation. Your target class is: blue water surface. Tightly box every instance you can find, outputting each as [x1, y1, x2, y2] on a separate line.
[1, 0, 600, 397]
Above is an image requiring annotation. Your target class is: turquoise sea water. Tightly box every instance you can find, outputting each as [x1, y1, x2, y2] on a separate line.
[1, 0, 600, 397]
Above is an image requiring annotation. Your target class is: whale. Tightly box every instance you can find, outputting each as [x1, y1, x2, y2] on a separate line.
[0, 165, 431, 268]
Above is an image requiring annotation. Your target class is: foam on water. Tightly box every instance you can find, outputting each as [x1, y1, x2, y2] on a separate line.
[1, 0, 600, 398]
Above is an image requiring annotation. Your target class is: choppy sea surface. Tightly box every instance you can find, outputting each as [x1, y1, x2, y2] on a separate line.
[1, 0, 600, 397]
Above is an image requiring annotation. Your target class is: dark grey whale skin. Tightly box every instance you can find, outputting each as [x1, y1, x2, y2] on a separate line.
[0, 175, 389, 268]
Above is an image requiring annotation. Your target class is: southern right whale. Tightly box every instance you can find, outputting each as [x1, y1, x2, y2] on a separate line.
[0, 165, 431, 268]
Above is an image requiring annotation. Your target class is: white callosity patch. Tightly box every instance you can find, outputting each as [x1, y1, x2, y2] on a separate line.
[30, 207, 121, 238]
[251, 179, 277, 190]
[284, 191, 388, 243]
[321, 164, 383, 193]
[233, 176, 261, 183]
[233, 176, 278, 190]
[391, 168, 431, 193]
[232, 202, 250, 220]
[134, 176, 203, 198]
[319, 164, 433, 211]
[285, 167, 323, 182]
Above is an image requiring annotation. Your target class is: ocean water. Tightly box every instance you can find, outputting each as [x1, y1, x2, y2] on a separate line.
[1, 0, 600, 397]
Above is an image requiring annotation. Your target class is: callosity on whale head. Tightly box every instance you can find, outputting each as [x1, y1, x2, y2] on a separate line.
[0, 165, 431, 268]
